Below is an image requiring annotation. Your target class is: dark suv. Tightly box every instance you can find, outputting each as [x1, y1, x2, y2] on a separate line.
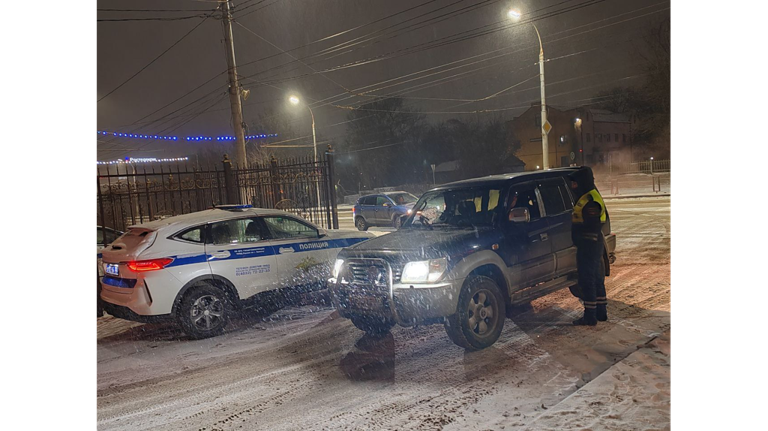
[329, 168, 617, 350]
[353, 191, 419, 230]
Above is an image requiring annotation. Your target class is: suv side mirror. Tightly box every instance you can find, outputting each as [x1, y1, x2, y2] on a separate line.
[508, 207, 530, 223]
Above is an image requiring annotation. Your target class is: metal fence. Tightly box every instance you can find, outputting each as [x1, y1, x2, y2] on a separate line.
[595, 173, 671, 196]
[630, 159, 670, 174]
[97, 150, 338, 237]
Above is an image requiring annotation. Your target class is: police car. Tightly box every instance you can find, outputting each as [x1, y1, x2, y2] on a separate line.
[99, 205, 375, 338]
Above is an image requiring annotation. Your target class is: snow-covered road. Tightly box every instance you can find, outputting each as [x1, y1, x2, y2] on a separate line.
[97, 196, 670, 430]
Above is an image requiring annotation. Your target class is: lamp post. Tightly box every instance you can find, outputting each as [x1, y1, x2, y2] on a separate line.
[574, 117, 583, 166]
[509, 9, 548, 170]
[289, 95, 322, 216]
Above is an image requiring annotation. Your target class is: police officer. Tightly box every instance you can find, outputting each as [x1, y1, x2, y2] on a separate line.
[569, 166, 608, 326]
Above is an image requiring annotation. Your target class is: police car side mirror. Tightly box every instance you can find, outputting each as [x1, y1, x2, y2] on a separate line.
[508, 207, 530, 223]
[318, 229, 327, 238]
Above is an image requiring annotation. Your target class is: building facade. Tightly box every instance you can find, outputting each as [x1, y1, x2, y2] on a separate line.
[506, 105, 634, 170]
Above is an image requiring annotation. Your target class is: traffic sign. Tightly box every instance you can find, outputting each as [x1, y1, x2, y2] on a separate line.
[542, 120, 552, 135]
[570, 151, 575, 161]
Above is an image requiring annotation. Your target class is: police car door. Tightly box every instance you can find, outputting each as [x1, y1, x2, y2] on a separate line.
[261, 215, 331, 289]
[205, 217, 278, 299]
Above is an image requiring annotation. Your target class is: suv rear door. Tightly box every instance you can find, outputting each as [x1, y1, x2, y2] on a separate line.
[538, 177, 577, 277]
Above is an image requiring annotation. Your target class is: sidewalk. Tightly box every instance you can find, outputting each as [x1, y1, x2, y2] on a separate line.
[524, 330, 671, 430]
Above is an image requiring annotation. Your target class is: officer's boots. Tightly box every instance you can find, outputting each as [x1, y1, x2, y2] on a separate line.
[573, 308, 597, 326]
[596, 304, 608, 322]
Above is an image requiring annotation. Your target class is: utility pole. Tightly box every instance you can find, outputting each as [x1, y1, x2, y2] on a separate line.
[221, 0, 247, 168]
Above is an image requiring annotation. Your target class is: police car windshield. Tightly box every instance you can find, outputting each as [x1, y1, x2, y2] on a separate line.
[403, 187, 502, 229]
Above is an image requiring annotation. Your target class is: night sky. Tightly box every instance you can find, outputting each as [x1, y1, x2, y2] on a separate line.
[97, 0, 670, 161]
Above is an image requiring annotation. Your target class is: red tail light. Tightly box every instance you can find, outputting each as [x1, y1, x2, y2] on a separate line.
[127, 258, 174, 272]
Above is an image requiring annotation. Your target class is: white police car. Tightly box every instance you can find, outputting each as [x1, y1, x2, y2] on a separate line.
[99, 205, 375, 338]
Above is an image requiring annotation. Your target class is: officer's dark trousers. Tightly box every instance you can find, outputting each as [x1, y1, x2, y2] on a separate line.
[575, 237, 606, 312]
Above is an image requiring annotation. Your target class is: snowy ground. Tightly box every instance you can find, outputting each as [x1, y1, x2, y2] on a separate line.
[97, 196, 670, 431]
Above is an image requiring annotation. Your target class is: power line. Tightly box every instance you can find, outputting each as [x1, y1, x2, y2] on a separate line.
[303, 1, 668, 111]
[237, 0, 503, 83]
[98, 14, 213, 22]
[97, 8, 218, 102]
[97, 8, 216, 12]
[97, 0, 519, 139]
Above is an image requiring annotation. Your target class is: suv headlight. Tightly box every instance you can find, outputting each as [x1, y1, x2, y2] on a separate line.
[401, 258, 448, 283]
[333, 259, 344, 279]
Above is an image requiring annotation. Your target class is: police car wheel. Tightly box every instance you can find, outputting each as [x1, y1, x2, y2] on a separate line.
[355, 217, 368, 231]
[178, 285, 231, 339]
[350, 315, 394, 335]
[444, 275, 505, 351]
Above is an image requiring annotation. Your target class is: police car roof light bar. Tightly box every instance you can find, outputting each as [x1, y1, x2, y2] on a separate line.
[214, 204, 253, 211]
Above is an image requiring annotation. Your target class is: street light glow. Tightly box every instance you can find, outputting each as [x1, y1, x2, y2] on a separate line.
[289, 95, 300, 105]
[508, 9, 521, 19]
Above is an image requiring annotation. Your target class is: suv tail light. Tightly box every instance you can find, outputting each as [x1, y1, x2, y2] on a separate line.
[127, 258, 174, 272]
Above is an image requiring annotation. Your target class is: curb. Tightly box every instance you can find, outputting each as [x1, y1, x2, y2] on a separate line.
[603, 193, 670, 200]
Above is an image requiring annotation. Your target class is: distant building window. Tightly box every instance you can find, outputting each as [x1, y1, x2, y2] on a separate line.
[615, 133, 619, 142]
[623, 134, 627, 143]
[596, 133, 602, 142]
[606, 134, 611, 143]
[586, 133, 591, 143]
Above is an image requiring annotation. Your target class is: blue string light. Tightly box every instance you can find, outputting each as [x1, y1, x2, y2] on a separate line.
[96, 156, 190, 165]
[98, 130, 277, 142]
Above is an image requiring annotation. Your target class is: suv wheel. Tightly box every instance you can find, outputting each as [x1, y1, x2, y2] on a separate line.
[177, 284, 231, 339]
[445, 275, 505, 351]
[350, 315, 394, 335]
[355, 216, 369, 231]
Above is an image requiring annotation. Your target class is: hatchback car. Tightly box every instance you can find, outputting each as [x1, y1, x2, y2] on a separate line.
[353, 191, 419, 230]
[99, 205, 375, 338]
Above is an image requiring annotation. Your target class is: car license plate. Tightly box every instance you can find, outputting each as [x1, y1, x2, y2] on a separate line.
[105, 264, 119, 276]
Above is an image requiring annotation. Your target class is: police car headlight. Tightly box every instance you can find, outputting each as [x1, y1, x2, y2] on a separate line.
[401, 258, 447, 283]
[333, 259, 344, 279]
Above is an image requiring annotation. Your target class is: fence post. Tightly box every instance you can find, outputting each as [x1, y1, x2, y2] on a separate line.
[326, 144, 339, 229]
[96, 255, 104, 317]
[269, 155, 282, 207]
[222, 154, 239, 204]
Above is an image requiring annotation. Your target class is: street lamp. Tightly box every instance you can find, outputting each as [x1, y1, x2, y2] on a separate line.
[509, 8, 549, 170]
[289, 95, 322, 216]
[574, 117, 583, 165]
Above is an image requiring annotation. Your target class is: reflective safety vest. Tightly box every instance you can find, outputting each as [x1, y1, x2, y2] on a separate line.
[572, 189, 606, 224]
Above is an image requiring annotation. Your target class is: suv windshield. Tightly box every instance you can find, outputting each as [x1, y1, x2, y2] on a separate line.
[386, 192, 418, 205]
[403, 187, 502, 229]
